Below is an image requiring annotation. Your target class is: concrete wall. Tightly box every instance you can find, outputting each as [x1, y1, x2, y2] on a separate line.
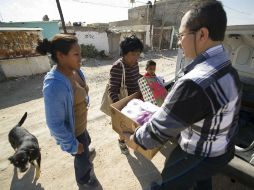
[128, 0, 192, 27]
[108, 33, 121, 57]
[128, 5, 151, 25]
[109, 25, 151, 46]
[153, 0, 191, 27]
[153, 26, 173, 49]
[109, 20, 130, 27]
[0, 56, 51, 81]
[0, 21, 60, 39]
[60, 26, 110, 55]
[75, 31, 109, 54]
[108, 24, 152, 55]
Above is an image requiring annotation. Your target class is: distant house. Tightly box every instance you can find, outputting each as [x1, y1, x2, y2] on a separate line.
[60, 25, 110, 55]
[107, 22, 150, 56]
[0, 21, 60, 39]
[108, 0, 192, 52]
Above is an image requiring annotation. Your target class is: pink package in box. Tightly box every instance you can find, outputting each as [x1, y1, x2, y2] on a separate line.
[138, 76, 168, 106]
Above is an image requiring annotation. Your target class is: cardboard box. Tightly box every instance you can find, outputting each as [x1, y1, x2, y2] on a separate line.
[110, 92, 161, 160]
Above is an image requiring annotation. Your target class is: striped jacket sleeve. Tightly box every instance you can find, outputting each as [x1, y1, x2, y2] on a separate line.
[109, 63, 123, 102]
[134, 79, 212, 149]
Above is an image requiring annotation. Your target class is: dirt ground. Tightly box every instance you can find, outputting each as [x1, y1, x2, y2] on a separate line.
[0, 50, 251, 190]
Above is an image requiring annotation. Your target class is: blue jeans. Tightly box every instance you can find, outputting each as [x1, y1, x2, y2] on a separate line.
[160, 145, 234, 190]
[74, 130, 92, 184]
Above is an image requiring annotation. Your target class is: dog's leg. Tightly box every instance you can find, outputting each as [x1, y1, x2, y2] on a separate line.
[35, 164, 40, 179]
[35, 153, 41, 179]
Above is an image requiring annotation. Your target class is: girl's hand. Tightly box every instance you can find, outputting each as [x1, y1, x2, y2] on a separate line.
[77, 143, 84, 154]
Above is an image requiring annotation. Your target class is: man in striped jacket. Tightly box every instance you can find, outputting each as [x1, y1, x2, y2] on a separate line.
[124, 1, 242, 189]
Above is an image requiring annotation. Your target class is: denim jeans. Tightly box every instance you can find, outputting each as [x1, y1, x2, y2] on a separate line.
[74, 130, 93, 184]
[160, 145, 234, 190]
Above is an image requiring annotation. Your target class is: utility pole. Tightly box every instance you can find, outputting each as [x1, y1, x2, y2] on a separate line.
[56, 0, 67, 34]
[130, 0, 135, 8]
[0, 12, 3, 22]
[149, 0, 156, 50]
[158, 13, 166, 50]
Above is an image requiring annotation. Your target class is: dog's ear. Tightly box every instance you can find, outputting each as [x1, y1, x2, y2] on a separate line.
[8, 156, 14, 163]
[29, 148, 35, 155]
[28, 148, 37, 158]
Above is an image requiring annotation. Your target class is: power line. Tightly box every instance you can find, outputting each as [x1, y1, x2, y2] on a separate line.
[224, 4, 252, 16]
[71, 0, 130, 8]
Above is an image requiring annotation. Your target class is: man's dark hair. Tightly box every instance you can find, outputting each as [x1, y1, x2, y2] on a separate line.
[146, 60, 156, 69]
[186, 0, 227, 41]
[120, 35, 144, 56]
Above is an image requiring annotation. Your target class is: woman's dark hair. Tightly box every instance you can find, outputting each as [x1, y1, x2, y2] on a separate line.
[120, 35, 144, 56]
[146, 60, 156, 69]
[186, 0, 227, 41]
[36, 34, 78, 63]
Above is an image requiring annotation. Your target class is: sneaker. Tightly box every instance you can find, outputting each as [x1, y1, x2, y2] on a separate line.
[118, 140, 129, 155]
[89, 147, 96, 161]
[78, 176, 98, 188]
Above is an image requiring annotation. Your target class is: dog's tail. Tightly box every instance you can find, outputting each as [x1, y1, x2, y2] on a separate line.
[18, 112, 27, 127]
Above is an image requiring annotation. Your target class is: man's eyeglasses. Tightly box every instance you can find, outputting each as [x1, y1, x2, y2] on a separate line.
[176, 32, 196, 40]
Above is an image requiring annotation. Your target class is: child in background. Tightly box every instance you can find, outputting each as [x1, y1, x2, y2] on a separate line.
[144, 60, 164, 84]
[144, 60, 156, 77]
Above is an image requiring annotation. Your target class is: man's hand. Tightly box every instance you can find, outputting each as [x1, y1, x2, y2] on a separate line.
[122, 132, 139, 150]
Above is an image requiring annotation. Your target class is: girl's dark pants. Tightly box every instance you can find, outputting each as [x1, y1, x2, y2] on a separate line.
[74, 130, 92, 185]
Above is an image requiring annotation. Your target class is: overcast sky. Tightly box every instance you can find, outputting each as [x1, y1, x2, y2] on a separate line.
[1, 0, 254, 25]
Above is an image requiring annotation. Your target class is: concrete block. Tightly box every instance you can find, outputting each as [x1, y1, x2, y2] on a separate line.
[0, 66, 7, 82]
[0, 56, 51, 79]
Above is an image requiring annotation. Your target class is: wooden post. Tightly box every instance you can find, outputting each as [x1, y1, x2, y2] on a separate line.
[56, 0, 67, 34]
[149, 0, 156, 50]
[158, 14, 166, 50]
[169, 26, 175, 49]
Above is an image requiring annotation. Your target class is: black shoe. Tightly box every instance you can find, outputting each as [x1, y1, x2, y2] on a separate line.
[78, 176, 98, 188]
[118, 140, 129, 155]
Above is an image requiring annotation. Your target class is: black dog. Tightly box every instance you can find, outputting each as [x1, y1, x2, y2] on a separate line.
[8, 112, 41, 179]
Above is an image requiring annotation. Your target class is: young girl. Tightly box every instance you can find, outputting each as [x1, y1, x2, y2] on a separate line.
[109, 35, 144, 154]
[144, 59, 164, 84]
[37, 34, 97, 187]
[145, 60, 156, 76]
